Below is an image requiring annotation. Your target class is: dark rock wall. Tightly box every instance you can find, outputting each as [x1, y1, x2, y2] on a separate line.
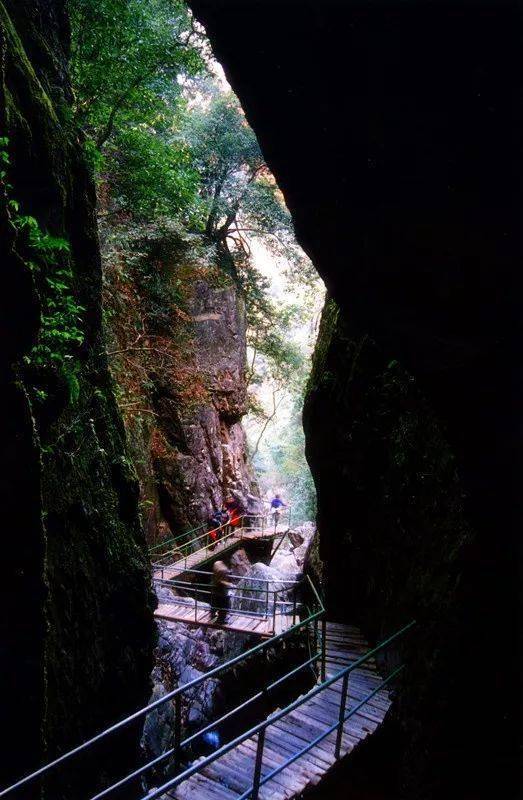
[0, 1, 154, 795]
[304, 297, 476, 795]
[189, 1, 520, 797]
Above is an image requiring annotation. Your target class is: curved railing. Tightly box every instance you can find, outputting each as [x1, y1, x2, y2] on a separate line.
[141, 619, 416, 800]
[0, 575, 324, 799]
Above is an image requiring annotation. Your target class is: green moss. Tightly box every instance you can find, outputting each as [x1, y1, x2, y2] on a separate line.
[0, 3, 57, 123]
[1, 2, 155, 793]
[306, 296, 339, 394]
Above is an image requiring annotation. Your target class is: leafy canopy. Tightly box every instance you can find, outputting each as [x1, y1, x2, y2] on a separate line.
[69, 0, 206, 217]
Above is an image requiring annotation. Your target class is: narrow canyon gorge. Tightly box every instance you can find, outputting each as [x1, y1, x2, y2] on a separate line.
[0, 1, 519, 799]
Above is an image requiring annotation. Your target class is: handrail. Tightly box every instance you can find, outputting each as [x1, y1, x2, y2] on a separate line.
[157, 590, 300, 620]
[148, 520, 208, 553]
[235, 665, 404, 800]
[141, 620, 416, 800]
[151, 508, 291, 567]
[148, 510, 275, 555]
[151, 518, 232, 562]
[0, 575, 324, 798]
[151, 513, 272, 568]
[154, 569, 300, 584]
[90, 650, 324, 800]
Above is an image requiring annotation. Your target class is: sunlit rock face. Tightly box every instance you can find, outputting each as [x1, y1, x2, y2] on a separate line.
[0, 0, 154, 794]
[149, 273, 260, 538]
[189, 2, 519, 796]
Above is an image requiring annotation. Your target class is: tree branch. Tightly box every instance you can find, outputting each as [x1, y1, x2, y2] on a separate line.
[251, 387, 283, 458]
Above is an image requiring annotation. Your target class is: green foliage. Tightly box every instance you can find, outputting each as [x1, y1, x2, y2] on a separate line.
[70, 0, 205, 147]
[16, 216, 85, 403]
[69, 0, 205, 218]
[108, 126, 199, 219]
[67, 5, 321, 518]
[269, 403, 316, 525]
[1, 136, 84, 402]
[180, 89, 301, 262]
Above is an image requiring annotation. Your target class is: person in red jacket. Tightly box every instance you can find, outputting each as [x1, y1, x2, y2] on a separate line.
[224, 495, 241, 528]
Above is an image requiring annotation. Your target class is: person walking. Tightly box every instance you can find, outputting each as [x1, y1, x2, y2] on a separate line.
[224, 495, 241, 528]
[210, 561, 235, 623]
[270, 493, 287, 528]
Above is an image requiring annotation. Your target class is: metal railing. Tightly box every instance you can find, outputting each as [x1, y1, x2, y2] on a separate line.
[141, 619, 416, 800]
[152, 510, 292, 575]
[0, 575, 324, 799]
[148, 520, 208, 556]
[155, 571, 303, 634]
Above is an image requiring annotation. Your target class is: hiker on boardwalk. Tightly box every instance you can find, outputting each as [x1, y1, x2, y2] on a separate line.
[270, 493, 287, 527]
[210, 560, 235, 623]
[208, 507, 230, 549]
[224, 495, 242, 529]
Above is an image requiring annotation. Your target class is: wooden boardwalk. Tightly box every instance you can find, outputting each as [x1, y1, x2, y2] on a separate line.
[154, 527, 285, 583]
[154, 601, 292, 638]
[167, 622, 392, 800]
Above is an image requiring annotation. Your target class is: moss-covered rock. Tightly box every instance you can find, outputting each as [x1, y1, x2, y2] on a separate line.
[0, 2, 154, 795]
[304, 296, 475, 796]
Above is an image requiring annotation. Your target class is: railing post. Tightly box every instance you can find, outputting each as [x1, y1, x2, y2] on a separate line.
[292, 588, 297, 625]
[174, 693, 181, 770]
[335, 672, 349, 758]
[272, 589, 277, 633]
[321, 617, 327, 682]
[251, 727, 266, 800]
[265, 581, 269, 618]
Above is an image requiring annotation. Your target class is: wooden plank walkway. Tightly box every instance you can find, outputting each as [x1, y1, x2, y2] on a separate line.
[154, 601, 283, 638]
[167, 622, 392, 800]
[154, 527, 285, 583]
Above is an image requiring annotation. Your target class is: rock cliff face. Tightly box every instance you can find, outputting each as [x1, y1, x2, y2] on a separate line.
[0, 2, 154, 794]
[188, 2, 519, 796]
[153, 275, 259, 534]
[104, 229, 259, 544]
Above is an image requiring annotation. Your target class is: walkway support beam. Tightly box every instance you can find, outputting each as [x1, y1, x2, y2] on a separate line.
[252, 728, 266, 800]
[321, 618, 327, 682]
[335, 672, 349, 758]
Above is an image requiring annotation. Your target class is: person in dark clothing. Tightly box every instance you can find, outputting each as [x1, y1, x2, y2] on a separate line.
[208, 509, 223, 549]
[217, 507, 230, 540]
[210, 561, 235, 623]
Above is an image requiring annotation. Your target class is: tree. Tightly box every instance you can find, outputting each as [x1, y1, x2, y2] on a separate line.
[70, 0, 206, 148]
[180, 90, 300, 259]
[69, 0, 206, 219]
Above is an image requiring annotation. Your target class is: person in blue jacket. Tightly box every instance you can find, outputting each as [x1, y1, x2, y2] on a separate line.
[270, 493, 287, 527]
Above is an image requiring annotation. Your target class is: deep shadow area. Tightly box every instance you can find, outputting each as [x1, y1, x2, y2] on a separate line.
[188, 1, 520, 797]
